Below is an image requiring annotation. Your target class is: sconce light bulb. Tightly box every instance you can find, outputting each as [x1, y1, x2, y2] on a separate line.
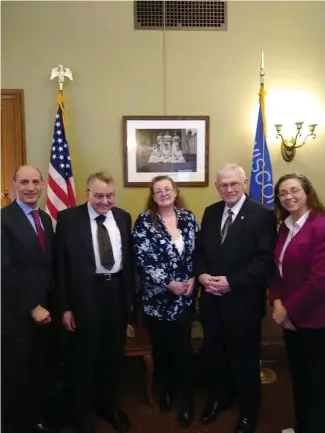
[308, 124, 317, 133]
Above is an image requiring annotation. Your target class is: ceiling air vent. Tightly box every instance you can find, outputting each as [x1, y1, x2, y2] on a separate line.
[134, 1, 227, 31]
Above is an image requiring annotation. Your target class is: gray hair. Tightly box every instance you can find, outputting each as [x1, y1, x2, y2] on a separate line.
[216, 163, 247, 182]
[87, 171, 114, 188]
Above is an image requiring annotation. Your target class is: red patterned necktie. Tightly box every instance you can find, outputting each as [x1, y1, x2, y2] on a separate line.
[31, 210, 46, 253]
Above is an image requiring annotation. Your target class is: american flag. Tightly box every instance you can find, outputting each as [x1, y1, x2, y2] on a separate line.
[46, 92, 76, 228]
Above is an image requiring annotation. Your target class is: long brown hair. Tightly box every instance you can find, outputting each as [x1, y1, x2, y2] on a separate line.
[145, 175, 186, 222]
[274, 173, 325, 222]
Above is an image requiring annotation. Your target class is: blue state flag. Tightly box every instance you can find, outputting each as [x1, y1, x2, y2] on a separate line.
[249, 90, 274, 208]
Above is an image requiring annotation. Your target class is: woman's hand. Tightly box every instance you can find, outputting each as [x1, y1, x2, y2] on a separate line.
[183, 277, 195, 296]
[282, 318, 297, 331]
[272, 300, 288, 325]
[168, 280, 187, 296]
[272, 299, 297, 331]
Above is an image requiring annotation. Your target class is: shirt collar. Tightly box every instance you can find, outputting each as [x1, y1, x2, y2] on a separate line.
[87, 202, 113, 220]
[284, 210, 310, 230]
[16, 199, 38, 215]
[223, 193, 246, 217]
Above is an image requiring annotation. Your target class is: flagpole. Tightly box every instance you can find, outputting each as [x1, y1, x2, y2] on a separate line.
[259, 51, 277, 385]
[260, 51, 265, 204]
[46, 64, 76, 228]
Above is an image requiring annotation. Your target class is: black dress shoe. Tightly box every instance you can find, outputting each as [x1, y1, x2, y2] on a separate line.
[74, 421, 96, 433]
[159, 389, 173, 412]
[178, 400, 194, 429]
[234, 416, 257, 433]
[101, 409, 131, 432]
[199, 398, 229, 424]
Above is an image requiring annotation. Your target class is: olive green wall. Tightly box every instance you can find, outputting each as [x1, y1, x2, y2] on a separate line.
[2, 0, 325, 223]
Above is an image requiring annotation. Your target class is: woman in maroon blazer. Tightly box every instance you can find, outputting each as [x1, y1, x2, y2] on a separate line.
[269, 173, 325, 433]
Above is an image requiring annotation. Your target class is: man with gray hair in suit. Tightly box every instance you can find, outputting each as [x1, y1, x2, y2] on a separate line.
[195, 163, 277, 433]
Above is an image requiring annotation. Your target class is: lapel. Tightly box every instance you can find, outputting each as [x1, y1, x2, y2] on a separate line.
[274, 224, 288, 263]
[10, 201, 45, 258]
[209, 202, 224, 245]
[78, 203, 96, 265]
[112, 207, 126, 264]
[221, 196, 252, 247]
[276, 212, 317, 264]
[155, 211, 184, 260]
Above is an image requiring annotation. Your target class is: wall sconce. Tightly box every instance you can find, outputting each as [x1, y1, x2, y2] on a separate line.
[275, 122, 317, 162]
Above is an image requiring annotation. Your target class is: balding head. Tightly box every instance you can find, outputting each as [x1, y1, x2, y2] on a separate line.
[13, 165, 44, 208]
[13, 165, 43, 181]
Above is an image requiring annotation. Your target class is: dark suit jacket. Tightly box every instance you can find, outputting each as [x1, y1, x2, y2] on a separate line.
[269, 212, 325, 328]
[55, 203, 135, 329]
[195, 197, 277, 322]
[1, 201, 54, 336]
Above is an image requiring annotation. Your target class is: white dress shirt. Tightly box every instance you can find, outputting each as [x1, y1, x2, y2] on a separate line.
[87, 203, 122, 274]
[221, 193, 246, 231]
[278, 210, 310, 277]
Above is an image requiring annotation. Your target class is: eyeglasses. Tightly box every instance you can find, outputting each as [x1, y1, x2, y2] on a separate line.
[218, 182, 242, 191]
[278, 188, 303, 199]
[153, 187, 174, 196]
[87, 189, 116, 200]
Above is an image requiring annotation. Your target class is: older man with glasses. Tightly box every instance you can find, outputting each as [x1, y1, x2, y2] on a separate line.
[194, 163, 277, 433]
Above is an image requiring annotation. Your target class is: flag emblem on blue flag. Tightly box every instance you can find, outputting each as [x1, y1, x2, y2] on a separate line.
[249, 89, 274, 208]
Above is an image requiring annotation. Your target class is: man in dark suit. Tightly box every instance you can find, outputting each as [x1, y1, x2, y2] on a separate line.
[55, 172, 135, 433]
[1, 165, 55, 433]
[195, 163, 277, 433]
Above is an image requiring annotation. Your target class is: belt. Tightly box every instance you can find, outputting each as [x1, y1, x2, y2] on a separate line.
[95, 271, 122, 281]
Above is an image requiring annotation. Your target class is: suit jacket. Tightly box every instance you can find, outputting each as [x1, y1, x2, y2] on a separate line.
[1, 201, 54, 336]
[269, 212, 325, 328]
[55, 203, 135, 329]
[194, 197, 277, 321]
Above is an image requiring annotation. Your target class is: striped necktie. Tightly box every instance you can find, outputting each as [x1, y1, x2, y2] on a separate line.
[221, 209, 233, 244]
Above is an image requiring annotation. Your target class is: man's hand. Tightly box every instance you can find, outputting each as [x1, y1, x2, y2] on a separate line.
[168, 281, 187, 296]
[211, 276, 230, 294]
[63, 310, 76, 332]
[31, 305, 51, 324]
[183, 277, 195, 296]
[198, 274, 228, 296]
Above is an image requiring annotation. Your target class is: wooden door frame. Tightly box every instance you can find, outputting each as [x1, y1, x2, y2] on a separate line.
[1, 89, 26, 204]
[1, 88, 26, 164]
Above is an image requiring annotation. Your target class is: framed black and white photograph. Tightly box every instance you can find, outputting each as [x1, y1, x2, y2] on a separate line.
[123, 116, 209, 186]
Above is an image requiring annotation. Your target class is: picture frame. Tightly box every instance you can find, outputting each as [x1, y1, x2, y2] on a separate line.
[122, 115, 209, 187]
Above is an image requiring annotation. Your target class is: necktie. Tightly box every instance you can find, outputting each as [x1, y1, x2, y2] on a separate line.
[221, 209, 233, 244]
[95, 214, 115, 270]
[31, 210, 46, 253]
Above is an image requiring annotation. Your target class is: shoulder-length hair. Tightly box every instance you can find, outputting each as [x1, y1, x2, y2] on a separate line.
[274, 173, 325, 222]
[145, 175, 186, 222]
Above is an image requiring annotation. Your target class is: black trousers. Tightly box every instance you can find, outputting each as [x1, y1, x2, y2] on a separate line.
[68, 277, 127, 423]
[145, 308, 193, 398]
[284, 327, 325, 433]
[201, 299, 262, 420]
[1, 324, 52, 433]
